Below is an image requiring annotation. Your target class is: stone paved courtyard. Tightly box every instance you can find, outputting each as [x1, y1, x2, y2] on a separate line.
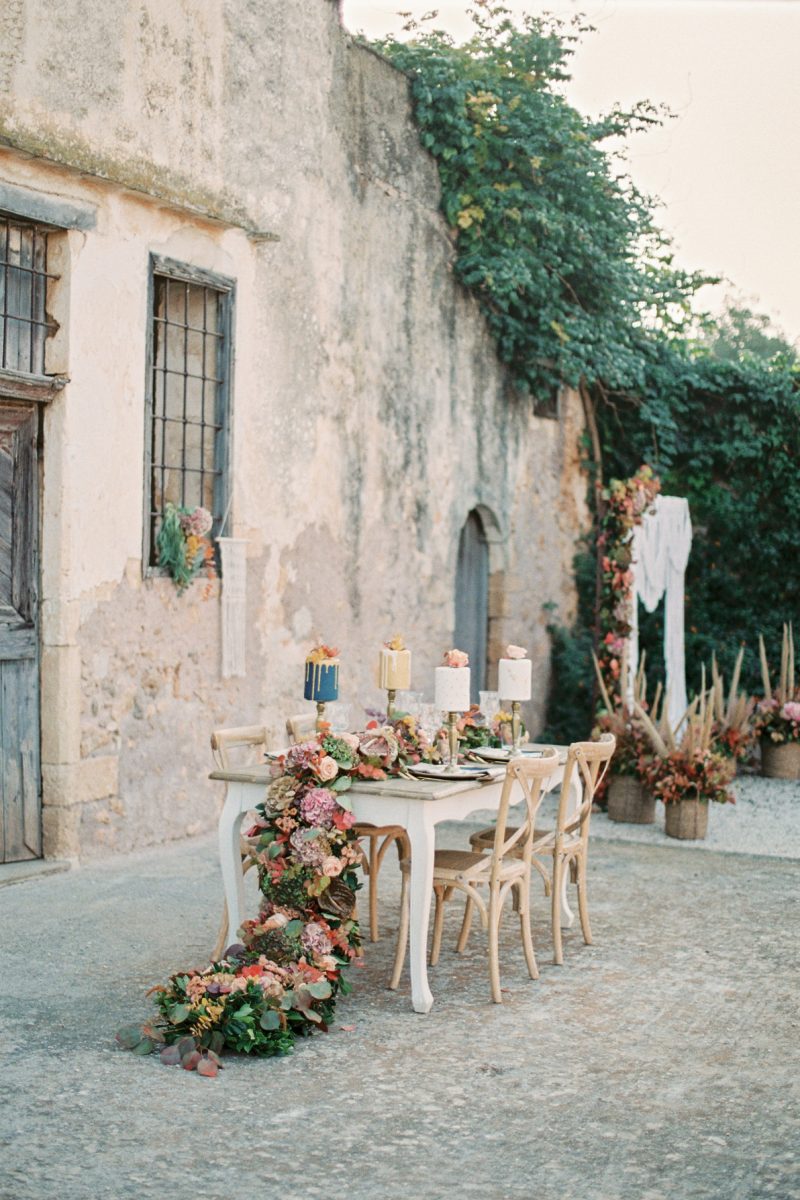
[1, 828, 798, 1200]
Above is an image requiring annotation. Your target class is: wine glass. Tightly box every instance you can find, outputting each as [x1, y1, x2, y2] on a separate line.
[397, 690, 424, 719]
[326, 702, 353, 734]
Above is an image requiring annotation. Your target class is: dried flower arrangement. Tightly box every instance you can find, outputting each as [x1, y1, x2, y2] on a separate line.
[755, 625, 799, 745]
[155, 503, 216, 591]
[709, 647, 755, 763]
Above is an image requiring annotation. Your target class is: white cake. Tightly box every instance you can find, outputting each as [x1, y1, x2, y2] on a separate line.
[435, 666, 471, 712]
[498, 657, 532, 701]
[377, 647, 411, 691]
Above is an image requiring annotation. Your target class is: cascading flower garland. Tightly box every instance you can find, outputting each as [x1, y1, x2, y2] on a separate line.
[117, 719, 439, 1073]
[596, 465, 661, 698]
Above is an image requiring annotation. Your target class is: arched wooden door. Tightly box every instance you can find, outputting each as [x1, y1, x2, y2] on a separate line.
[454, 509, 489, 703]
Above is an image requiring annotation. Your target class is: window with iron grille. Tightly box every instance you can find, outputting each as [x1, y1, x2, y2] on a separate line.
[0, 212, 58, 376]
[144, 256, 234, 570]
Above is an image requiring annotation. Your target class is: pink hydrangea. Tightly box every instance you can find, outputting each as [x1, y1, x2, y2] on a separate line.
[289, 827, 328, 865]
[286, 740, 321, 771]
[782, 701, 800, 723]
[301, 921, 333, 958]
[299, 787, 338, 828]
[179, 506, 213, 537]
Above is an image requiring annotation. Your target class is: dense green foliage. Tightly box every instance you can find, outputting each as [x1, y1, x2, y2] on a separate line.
[374, 6, 799, 737]
[599, 351, 800, 694]
[376, 5, 707, 401]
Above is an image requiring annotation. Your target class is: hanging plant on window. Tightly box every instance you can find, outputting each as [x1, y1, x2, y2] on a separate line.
[156, 503, 216, 591]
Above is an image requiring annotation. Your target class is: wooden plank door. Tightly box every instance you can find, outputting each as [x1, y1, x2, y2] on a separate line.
[0, 405, 41, 862]
[454, 510, 489, 704]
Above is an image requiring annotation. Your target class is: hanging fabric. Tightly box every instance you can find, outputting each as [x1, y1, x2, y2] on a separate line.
[627, 496, 692, 729]
[217, 538, 248, 678]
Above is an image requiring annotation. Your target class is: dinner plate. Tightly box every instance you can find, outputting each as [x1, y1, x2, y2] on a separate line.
[407, 763, 499, 782]
[469, 746, 545, 763]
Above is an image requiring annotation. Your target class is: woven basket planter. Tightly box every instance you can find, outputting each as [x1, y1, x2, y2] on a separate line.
[607, 776, 655, 825]
[761, 739, 800, 781]
[664, 799, 709, 840]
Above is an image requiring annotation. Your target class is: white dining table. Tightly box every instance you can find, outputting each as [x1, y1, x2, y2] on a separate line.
[212, 747, 576, 1014]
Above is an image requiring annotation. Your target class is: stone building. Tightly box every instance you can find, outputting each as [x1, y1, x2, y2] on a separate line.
[0, 0, 588, 863]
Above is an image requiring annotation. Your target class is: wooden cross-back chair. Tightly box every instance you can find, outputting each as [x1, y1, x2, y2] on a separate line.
[285, 712, 410, 943]
[391, 749, 561, 1004]
[209, 724, 269, 960]
[468, 733, 616, 965]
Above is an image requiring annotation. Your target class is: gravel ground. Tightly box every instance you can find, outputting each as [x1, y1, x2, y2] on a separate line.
[466, 773, 800, 861]
[588, 774, 800, 859]
[1, 814, 799, 1200]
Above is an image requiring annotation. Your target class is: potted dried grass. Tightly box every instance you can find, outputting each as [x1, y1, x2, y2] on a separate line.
[592, 651, 654, 824]
[709, 647, 755, 773]
[755, 625, 800, 781]
[635, 681, 735, 840]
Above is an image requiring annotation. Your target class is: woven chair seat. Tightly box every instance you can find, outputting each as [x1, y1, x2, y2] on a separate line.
[470, 824, 552, 853]
[471, 823, 582, 857]
[401, 848, 526, 884]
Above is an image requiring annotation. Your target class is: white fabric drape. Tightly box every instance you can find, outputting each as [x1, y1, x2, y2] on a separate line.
[627, 496, 692, 730]
[218, 537, 248, 678]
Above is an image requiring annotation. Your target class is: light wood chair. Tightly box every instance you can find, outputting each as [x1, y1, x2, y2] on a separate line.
[467, 734, 616, 965]
[285, 712, 317, 745]
[285, 713, 410, 944]
[209, 724, 269, 960]
[390, 749, 561, 1003]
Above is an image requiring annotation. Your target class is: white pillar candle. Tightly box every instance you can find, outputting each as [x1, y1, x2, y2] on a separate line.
[498, 657, 532, 701]
[435, 666, 471, 712]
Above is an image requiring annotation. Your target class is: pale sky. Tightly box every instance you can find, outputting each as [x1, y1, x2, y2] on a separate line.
[342, 1, 800, 344]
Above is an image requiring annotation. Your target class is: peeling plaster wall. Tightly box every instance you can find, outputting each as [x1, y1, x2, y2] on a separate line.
[1, 0, 589, 859]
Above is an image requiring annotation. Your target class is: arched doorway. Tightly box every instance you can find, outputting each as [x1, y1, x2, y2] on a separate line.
[454, 509, 490, 703]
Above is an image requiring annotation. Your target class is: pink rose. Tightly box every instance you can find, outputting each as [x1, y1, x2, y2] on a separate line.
[321, 855, 344, 877]
[443, 649, 469, 668]
[782, 701, 800, 722]
[316, 755, 339, 781]
[338, 733, 360, 751]
[505, 644, 527, 659]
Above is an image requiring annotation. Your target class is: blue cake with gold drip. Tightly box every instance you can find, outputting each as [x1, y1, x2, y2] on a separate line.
[304, 644, 340, 703]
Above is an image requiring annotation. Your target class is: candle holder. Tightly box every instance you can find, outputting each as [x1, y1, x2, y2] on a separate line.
[445, 710, 461, 773]
[386, 688, 397, 720]
[511, 700, 522, 756]
[316, 701, 327, 731]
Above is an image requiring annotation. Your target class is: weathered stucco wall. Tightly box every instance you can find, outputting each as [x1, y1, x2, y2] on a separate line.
[1, 0, 589, 859]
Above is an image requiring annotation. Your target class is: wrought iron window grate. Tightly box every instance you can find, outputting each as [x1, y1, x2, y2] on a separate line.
[0, 213, 58, 376]
[147, 265, 232, 567]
